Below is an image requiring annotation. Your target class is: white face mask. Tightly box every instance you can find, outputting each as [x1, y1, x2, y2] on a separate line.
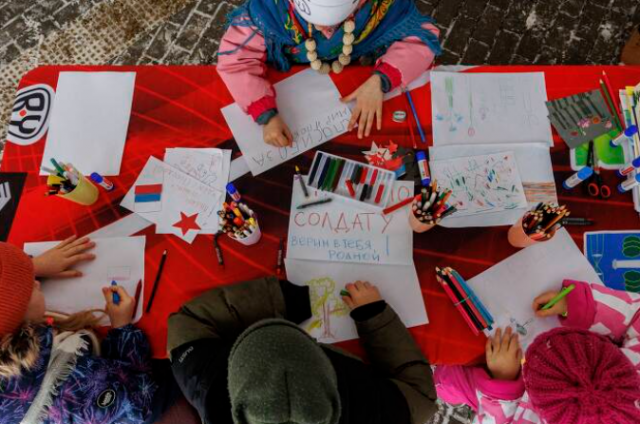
[292, 0, 360, 27]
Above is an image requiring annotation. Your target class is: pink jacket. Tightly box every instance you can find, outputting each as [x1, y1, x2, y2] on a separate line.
[217, 16, 439, 121]
[434, 280, 640, 424]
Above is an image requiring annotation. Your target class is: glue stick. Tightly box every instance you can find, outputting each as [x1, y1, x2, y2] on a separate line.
[562, 166, 593, 190]
[610, 125, 638, 147]
[618, 174, 640, 193]
[416, 151, 431, 186]
[90, 172, 114, 191]
[617, 155, 640, 177]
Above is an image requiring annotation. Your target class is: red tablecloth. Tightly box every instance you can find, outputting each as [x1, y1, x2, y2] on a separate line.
[4, 65, 640, 364]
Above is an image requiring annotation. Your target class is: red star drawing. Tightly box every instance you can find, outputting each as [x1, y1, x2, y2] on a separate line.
[173, 212, 201, 236]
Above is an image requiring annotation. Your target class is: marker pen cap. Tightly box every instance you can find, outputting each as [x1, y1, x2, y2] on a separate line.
[611, 125, 638, 147]
[618, 174, 640, 193]
[562, 166, 593, 189]
[226, 183, 241, 200]
[90, 172, 103, 183]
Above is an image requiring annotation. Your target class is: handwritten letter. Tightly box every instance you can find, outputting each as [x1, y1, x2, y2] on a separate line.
[222, 69, 352, 176]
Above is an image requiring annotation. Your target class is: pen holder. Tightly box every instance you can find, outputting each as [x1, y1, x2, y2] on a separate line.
[57, 173, 99, 206]
[409, 206, 436, 233]
[507, 217, 552, 248]
[228, 220, 262, 246]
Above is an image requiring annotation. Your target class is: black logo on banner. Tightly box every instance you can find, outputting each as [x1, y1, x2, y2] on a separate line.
[7, 84, 54, 146]
[96, 389, 117, 408]
[0, 173, 26, 242]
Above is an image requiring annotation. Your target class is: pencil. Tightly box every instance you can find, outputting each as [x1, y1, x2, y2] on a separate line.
[405, 90, 427, 143]
[540, 284, 575, 310]
[146, 249, 168, 313]
[602, 71, 625, 128]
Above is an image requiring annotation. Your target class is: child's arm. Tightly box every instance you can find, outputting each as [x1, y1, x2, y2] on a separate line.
[342, 281, 437, 424]
[374, 23, 440, 93]
[534, 280, 640, 369]
[434, 328, 527, 424]
[217, 25, 276, 124]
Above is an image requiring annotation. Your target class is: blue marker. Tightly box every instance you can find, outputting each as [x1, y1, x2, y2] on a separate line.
[226, 183, 241, 201]
[111, 281, 121, 305]
[416, 151, 431, 186]
[617, 155, 640, 177]
[610, 125, 638, 147]
[618, 174, 640, 193]
[562, 166, 593, 190]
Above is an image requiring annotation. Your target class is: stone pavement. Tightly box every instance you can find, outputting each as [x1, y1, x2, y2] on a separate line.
[1, 0, 639, 422]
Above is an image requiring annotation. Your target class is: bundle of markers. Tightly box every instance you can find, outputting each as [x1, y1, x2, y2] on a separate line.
[411, 181, 457, 225]
[217, 201, 257, 240]
[435, 267, 494, 336]
[42, 158, 81, 196]
[521, 202, 570, 241]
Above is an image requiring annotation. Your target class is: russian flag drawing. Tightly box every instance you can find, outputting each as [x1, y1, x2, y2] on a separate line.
[134, 183, 163, 212]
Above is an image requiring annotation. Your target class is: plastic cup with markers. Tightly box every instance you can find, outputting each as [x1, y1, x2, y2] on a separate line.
[43, 159, 99, 206]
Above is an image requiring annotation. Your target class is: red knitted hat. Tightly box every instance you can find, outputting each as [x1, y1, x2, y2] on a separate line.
[0, 242, 35, 337]
[524, 327, 640, 424]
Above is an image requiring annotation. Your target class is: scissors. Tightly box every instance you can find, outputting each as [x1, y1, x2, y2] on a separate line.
[586, 141, 611, 199]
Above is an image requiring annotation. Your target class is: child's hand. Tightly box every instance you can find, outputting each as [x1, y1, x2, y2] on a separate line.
[532, 290, 568, 318]
[263, 115, 293, 147]
[486, 327, 522, 381]
[102, 286, 135, 329]
[32, 235, 96, 278]
[341, 281, 382, 309]
[342, 74, 384, 139]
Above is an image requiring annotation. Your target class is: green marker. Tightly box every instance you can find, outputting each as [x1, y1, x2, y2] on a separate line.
[541, 284, 575, 310]
[340, 290, 351, 297]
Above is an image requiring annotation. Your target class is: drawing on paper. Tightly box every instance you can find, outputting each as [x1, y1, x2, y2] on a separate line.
[509, 317, 533, 336]
[173, 151, 224, 188]
[430, 152, 528, 217]
[305, 277, 349, 339]
[435, 76, 464, 132]
[107, 266, 131, 282]
[585, 232, 640, 292]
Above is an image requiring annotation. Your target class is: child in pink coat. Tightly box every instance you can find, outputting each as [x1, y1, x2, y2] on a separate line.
[435, 279, 640, 424]
[217, 0, 441, 146]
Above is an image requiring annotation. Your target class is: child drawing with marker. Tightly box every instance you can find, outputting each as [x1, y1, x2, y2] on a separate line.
[0, 240, 178, 424]
[434, 279, 640, 423]
[168, 277, 439, 424]
[217, 0, 441, 146]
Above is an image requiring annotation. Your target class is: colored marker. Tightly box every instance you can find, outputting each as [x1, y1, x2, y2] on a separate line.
[308, 152, 324, 184]
[416, 151, 431, 186]
[340, 289, 351, 297]
[562, 166, 593, 189]
[90, 172, 115, 191]
[213, 232, 224, 267]
[111, 281, 120, 305]
[561, 217, 595, 226]
[610, 125, 638, 147]
[297, 198, 333, 209]
[226, 183, 242, 201]
[618, 174, 640, 193]
[540, 284, 575, 310]
[617, 156, 640, 177]
[295, 166, 310, 198]
[276, 238, 284, 275]
[383, 194, 419, 215]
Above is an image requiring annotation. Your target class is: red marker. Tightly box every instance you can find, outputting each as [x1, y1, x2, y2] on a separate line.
[346, 179, 356, 197]
[383, 194, 419, 215]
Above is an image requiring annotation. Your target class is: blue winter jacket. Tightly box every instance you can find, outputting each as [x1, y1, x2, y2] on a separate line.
[0, 324, 157, 424]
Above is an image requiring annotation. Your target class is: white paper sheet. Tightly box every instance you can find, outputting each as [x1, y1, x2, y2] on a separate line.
[285, 258, 428, 343]
[287, 178, 414, 265]
[121, 157, 222, 243]
[40, 72, 136, 176]
[163, 148, 231, 234]
[23, 237, 146, 324]
[431, 72, 553, 146]
[430, 151, 528, 219]
[430, 143, 556, 227]
[466, 229, 602, 350]
[222, 69, 352, 176]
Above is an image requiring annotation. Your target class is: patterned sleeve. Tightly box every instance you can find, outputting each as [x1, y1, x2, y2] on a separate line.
[101, 324, 152, 369]
[562, 280, 640, 369]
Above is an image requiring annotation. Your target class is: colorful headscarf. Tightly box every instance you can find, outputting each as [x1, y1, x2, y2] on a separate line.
[221, 0, 441, 72]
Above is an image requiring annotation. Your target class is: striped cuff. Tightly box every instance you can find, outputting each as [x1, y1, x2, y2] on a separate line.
[374, 62, 402, 93]
[247, 95, 277, 122]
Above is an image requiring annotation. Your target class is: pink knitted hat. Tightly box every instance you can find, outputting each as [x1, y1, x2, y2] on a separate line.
[523, 327, 640, 424]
